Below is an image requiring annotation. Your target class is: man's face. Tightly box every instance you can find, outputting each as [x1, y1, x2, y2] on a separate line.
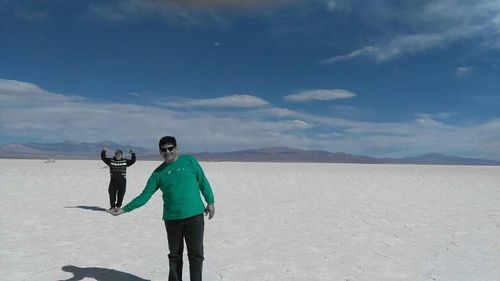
[114, 152, 123, 160]
[160, 143, 179, 163]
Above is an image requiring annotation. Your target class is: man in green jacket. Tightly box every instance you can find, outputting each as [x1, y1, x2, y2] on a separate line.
[110, 136, 215, 281]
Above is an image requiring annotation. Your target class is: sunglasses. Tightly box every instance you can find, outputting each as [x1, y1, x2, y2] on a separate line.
[160, 146, 176, 153]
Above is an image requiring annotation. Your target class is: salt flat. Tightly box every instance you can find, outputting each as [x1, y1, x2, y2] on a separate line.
[0, 159, 498, 281]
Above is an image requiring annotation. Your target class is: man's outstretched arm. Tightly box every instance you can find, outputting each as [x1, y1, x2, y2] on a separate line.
[109, 172, 159, 216]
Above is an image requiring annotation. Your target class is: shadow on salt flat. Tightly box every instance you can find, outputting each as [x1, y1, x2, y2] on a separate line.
[64, 206, 107, 212]
[60, 265, 150, 281]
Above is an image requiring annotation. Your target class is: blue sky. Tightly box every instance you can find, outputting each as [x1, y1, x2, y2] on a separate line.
[1, 0, 500, 159]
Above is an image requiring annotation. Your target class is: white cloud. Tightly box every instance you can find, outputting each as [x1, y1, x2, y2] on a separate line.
[0, 79, 81, 105]
[325, 0, 351, 12]
[153, 0, 285, 8]
[252, 107, 500, 159]
[128, 92, 142, 97]
[284, 119, 311, 129]
[163, 94, 269, 108]
[0, 80, 300, 151]
[285, 89, 356, 102]
[326, 30, 469, 63]
[322, 0, 500, 62]
[90, 0, 207, 24]
[415, 114, 446, 128]
[2, 79, 500, 159]
[321, 46, 376, 64]
[89, 0, 293, 24]
[374, 30, 466, 61]
[259, 107, 300, 117]
[455, 66, 473, 76]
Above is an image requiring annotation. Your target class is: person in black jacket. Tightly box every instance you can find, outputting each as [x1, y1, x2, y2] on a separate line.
[101, 144, 136, 211]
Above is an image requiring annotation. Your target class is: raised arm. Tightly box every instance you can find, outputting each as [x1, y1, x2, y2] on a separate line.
[100, 145, 111, 166]
[126, 148, 136, 166]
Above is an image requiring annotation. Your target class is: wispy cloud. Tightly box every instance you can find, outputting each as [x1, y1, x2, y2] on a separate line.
[325, 0, 351, 12]
[258, 107, 300, 117]
[88, 0, 293, 24]
[322, 0, 500, 62]
[455, 66, 473, 76]
[324, 29, 471, 63]
[285, 89, 356, 102]
[321, 46, 375, 64]
[162, 0, 290, 8]
[89, 0, 212, 24]
[161, 94, 270, 108]
[373, 30, 468, 61]
[415, 114, 446, 128]
[128, 92, 142, 97]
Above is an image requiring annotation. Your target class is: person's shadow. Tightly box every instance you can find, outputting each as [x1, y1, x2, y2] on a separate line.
[59, 265, 150, 281]
[64, 206, 107, 212]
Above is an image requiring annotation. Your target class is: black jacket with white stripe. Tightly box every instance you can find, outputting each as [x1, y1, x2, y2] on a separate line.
[101, 150, 136, 179]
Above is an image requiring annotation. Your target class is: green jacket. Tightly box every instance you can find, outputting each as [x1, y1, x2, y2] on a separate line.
[122, 155, 215, 220]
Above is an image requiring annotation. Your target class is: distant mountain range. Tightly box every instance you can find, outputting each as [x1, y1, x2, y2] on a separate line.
[193, 147, 500, 165]
[0, 141, 153, 159]
[0, 141, 499, 166]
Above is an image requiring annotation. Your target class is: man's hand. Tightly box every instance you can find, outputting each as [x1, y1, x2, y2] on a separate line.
[107, 207, 124, 216]
[102, 144, 108, 152]
[205, 204, 215, 220]
[129, 148, 135, 154]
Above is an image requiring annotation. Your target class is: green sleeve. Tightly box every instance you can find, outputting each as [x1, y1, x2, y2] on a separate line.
[122, 172, 159, 212]
[191, 156, 215, 204]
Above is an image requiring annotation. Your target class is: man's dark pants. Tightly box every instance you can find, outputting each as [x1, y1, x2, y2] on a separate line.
[164, 214, 205, 281]
[108, 177, 126, 208]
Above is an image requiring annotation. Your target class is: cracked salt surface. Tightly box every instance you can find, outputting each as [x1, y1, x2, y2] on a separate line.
[0, 159, 499, 280]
